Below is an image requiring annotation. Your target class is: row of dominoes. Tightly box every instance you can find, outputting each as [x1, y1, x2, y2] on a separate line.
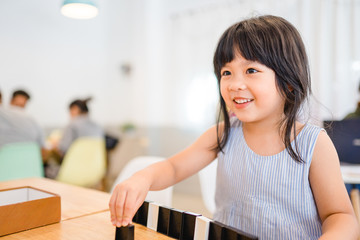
[115, 201, 258, 240]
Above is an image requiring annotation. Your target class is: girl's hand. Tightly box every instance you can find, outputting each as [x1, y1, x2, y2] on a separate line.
[108, 125, 219, 227]
[109, 174, 150, 227]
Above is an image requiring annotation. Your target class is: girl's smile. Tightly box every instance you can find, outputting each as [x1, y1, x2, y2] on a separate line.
[232, 97, 254, 109]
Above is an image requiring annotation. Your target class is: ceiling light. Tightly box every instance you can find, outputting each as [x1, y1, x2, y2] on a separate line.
[61, 0, 98, 20]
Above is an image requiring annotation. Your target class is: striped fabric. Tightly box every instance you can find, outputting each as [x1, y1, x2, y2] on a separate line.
[213, 118, 323, 240]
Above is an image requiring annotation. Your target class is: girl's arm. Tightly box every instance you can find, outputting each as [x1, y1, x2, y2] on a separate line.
[109, 125, 219, 227]
[309, 131, 359, 239]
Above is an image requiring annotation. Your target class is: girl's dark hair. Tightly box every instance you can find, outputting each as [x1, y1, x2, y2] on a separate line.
[69, 97, 92, 114]
[213, 15, 311, 163]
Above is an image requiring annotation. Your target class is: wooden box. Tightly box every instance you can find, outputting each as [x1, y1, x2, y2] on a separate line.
[0, 186, 61, 236]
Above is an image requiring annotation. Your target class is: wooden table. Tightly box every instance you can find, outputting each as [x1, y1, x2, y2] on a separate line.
[0, 178, 174, 239]
[1, 211, 174, 240]
[0, 177, 110, 220]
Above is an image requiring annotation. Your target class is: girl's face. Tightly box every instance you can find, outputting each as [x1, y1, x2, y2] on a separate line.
[220, 53, 285, 125]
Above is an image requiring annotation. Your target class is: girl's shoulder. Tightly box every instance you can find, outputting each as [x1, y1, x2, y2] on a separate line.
[297, 122, 323, 138]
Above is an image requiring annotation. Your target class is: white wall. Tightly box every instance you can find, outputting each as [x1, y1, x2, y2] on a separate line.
[0, 0, 109, 127]
[0, 0, 359, 131]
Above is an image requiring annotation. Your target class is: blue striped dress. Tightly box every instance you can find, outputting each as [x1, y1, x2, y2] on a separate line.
[213, 118, 323, 239]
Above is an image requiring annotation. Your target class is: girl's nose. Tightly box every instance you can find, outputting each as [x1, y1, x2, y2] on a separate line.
[228, 77, 246, 91]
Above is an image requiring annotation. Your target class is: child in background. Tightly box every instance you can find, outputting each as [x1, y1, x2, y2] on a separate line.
[56, 98, 103, 155]
[109, 15, 359, 239]
[44, 98, 104, 178]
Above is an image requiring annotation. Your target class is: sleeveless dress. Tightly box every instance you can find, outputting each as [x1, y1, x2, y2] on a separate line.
[213, 118, 323, 240]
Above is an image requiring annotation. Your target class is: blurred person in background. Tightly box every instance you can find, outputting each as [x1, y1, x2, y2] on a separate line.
[10, 89, 31, 108]
[45, 97, 104, 178]
[0, 89, 47, 158]
[56, 97, 104, 155]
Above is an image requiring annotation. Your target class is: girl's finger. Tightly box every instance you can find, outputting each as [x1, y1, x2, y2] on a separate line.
[121, 190, 138, 226]
[109, 187, 119, 226]
[113, 185, 128, 227]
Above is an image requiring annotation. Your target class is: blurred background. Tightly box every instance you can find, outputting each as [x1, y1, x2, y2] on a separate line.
[0, 0, 359, 217]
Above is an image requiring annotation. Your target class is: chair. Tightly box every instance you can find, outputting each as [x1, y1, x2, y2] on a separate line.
[56, 137, 106, 188]
[0, 142, 44, 181]
[198, 159, 217, 215]
[111, 156, 173, 207]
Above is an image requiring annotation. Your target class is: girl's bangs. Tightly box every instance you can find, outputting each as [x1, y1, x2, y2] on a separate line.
[215, 27, 268, 73]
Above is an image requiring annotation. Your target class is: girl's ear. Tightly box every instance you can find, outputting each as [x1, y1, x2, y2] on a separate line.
[287, 84, 294, 92]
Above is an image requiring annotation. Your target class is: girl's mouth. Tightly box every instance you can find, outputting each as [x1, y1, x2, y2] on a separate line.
[233, 98, 253, 104]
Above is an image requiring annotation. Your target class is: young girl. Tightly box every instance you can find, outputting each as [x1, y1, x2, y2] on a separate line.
[109, 15, 359, 239]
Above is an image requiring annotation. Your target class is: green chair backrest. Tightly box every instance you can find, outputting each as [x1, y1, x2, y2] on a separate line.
[56, 137, 106, 187]
[0, 142, 44, 181]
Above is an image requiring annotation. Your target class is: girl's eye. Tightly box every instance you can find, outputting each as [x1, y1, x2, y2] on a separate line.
[246, 68, 258, 74]
[221, 70, 231, 76]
